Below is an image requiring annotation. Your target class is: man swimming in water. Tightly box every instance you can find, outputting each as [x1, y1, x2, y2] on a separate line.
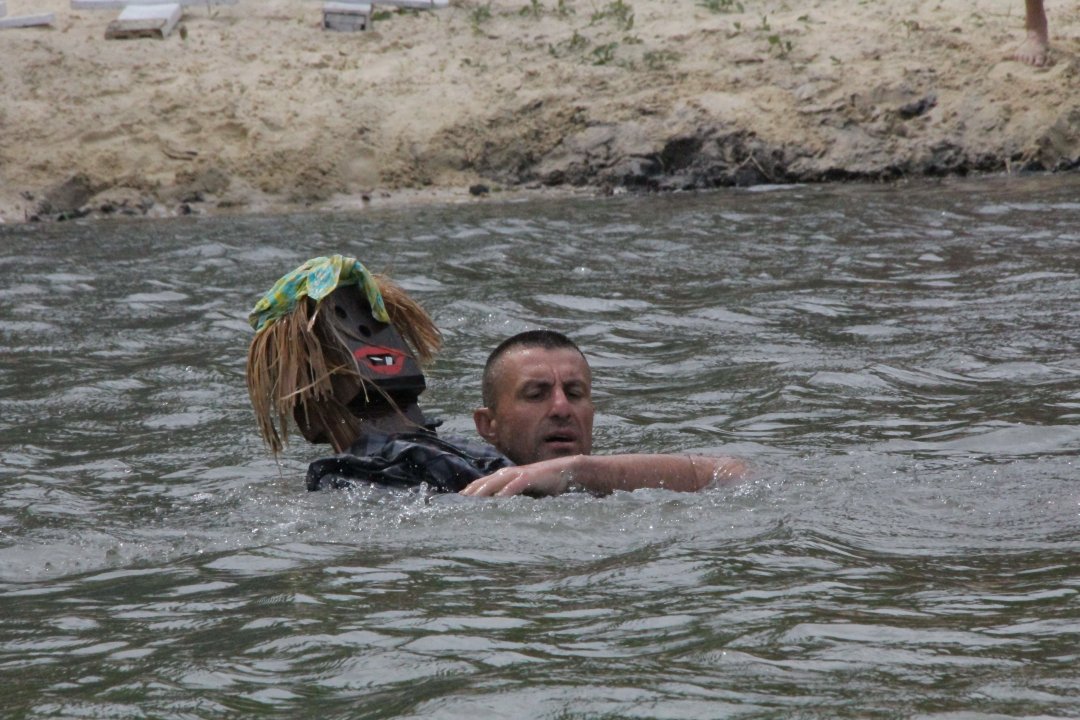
[461, 330, 747, 497]
[247, 257, 744, 496]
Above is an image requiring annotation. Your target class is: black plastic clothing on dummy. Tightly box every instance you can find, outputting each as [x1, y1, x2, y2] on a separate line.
[246, 256, 513, 493]
[306, 428, 513, 492]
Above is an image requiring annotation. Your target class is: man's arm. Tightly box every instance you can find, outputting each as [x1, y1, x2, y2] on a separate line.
[459, 453, 747, 497]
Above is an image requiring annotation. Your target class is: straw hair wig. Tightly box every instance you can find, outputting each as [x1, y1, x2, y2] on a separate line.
[246, 270, 441, 454]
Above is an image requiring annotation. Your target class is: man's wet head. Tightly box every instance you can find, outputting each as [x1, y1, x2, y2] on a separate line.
[473, 330, 594, 465]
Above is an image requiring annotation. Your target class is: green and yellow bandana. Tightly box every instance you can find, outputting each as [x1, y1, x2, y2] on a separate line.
[248, 255, 388, 333]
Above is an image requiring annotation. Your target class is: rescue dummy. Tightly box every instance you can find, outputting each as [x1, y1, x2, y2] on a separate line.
[245, 255, 512, 491]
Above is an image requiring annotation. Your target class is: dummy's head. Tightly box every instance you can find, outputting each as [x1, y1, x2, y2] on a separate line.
[245, 256, 441, 454]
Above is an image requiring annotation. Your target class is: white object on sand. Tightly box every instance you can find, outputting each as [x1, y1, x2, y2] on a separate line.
[322, 0, 447, 32]
[323, 1, 372, 31]
[0, 13, 56, 28]
[105, 2, 182, 38]
[72, 0, 235, 9]
[372, 0, 449, 8]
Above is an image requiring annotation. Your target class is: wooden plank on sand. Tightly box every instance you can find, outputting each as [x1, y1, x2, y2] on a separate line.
[73, 0, 235, 9]
[105, 3, 181, 39]
[0, 13, 56, 28]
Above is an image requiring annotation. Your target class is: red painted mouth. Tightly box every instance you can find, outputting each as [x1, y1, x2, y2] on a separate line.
[353, 346, 408, 376]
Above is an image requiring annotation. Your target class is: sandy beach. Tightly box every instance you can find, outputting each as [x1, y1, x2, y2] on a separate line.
[1, 0, 1077, 223]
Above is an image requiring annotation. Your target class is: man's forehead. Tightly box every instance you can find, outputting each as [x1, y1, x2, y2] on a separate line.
[499, 346, 591, 383]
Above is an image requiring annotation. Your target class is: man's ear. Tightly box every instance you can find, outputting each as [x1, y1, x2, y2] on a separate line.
[473, 407, 496, 443]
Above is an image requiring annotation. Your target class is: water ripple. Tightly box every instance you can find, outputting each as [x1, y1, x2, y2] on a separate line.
[1, 176, 1079, 717]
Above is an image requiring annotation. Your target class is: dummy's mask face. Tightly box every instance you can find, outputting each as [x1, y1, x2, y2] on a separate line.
[321, 285, 427, 412]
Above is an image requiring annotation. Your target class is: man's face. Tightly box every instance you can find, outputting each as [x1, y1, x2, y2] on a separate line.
[474, 346, 594, 465]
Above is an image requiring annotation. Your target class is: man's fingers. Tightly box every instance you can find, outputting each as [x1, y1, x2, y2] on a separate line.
[460, 478, 493, 496]
[461, 469, 517, 496]
[495, 475, 532, 496]
[461, 468, 539, 497]
[461, 465, 569, 497]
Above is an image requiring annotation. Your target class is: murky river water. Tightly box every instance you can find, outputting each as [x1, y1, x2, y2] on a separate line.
[1, 175, 1078, 718]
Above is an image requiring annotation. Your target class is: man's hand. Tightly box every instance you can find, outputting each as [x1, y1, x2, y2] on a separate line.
[459, 457, 576, 497]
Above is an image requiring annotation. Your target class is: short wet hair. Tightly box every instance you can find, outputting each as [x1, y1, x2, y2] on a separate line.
[481, 329, 587, 408]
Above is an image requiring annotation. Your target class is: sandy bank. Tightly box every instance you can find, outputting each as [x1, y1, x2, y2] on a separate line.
[1, 0, 1077, 223]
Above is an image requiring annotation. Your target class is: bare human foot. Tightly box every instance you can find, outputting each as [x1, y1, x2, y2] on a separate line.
[1009, 0, 1051, 66]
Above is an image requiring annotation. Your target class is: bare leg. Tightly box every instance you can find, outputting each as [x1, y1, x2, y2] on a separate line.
[1011, 0, 1050, 66]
